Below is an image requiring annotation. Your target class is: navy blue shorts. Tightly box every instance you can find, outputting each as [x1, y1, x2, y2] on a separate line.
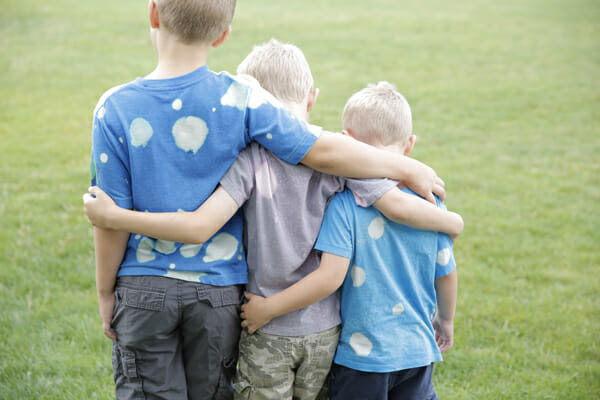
[329, 363, 438, 400]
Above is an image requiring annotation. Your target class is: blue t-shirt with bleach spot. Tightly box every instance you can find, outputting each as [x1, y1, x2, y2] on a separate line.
[315, 188, 456, 372]
[90, 66, 318, 286]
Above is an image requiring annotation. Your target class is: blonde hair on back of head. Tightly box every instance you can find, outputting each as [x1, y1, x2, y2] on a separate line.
[342, 81, 412, 146]
[155, 0, 236, 45]
[236, 39, 314, 103]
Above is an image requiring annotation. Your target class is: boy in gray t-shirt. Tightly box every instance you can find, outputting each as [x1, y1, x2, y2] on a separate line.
[84, 39, 463, 400]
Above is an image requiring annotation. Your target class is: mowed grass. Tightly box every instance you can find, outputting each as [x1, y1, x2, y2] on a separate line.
[1, 0, 598, 398]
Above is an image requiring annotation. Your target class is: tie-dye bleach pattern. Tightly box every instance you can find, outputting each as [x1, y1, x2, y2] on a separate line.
[90, 66, 318, 286]
[314, 189, 456, 373]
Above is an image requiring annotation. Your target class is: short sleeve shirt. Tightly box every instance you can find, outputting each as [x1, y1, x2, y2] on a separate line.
[315, 189, 456, 372]
[90, 67, 318, 285]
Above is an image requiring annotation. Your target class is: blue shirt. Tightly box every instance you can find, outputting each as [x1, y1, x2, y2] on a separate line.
[315, 189, 456, 372]
[91, 67, 318, 286]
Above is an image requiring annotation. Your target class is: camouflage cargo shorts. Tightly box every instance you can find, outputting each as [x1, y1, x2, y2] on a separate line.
[233, 325, 341, 400]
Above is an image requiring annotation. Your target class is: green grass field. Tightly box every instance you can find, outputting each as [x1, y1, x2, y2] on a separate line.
[1, 0, 598, 398]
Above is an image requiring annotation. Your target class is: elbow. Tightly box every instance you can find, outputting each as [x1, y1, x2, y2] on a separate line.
[450, 212, 464, 237]
[300, 135, 339, 174]
[301, 150, 335, 174]
[184, 223, 210, 245]
[187, 237, 207, 245]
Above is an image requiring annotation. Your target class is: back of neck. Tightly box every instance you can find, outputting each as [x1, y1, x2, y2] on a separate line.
[147, 36, 211, 80]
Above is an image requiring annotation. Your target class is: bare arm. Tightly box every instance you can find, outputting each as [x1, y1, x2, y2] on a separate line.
[83, 185, 240, 244]
[300, 132, 445, 204]
[373, 188, 464, 240]
[94, 227, 129, 340]
[432, 269, 458, 352]
[240, 252, 351, 333]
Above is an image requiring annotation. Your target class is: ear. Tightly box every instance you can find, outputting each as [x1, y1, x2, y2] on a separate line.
[342, 128, 356, 139]
[212, 26, 232, 48]
[306, 88, 319, 113]
[404, 135, 416, 156]
[148, 0, 159, 29]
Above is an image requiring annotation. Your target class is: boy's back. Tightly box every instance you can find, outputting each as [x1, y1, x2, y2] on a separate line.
[315, 188, 456, 372]
[220, 142, 395, 336]
[92, 69, 318, 284]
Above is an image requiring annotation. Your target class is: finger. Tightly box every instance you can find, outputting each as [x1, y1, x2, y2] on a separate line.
[435, 184, 446, 202]
[89, 186, 101, 195]
[240, 311, 246, 319]
[247, 325, 256, 334]
[244, 291, 254, 300]
[83, 193, 92, 204]
[103, 328, 117, 341]
[424, 191, 436, 205]
[436, 176, 445, 188]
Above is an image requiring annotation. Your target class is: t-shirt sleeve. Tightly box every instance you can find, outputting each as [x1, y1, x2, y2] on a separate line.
[345, 178, 399, 207]
[434, 198, 456, 277]
[91, 104, 132, 209]
[219, 146, 256, 207]
[314, 192, 354, 259]
[244, 83, 319, 165]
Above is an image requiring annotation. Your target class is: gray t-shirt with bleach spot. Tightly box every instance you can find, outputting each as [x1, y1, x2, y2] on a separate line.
[220, 138, 397, 336]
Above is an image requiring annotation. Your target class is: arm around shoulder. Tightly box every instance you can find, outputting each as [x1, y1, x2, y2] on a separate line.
[373, 188, 464, 238]
[301, 132, 445, 204]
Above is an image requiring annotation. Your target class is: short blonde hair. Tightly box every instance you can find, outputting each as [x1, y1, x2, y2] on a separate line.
[236, 39, 313, 103]
[342, 82, 412, 146]
[155, 0, 236, 44]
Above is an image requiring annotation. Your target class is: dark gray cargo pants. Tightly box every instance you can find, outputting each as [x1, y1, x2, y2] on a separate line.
[111, 276, 242, 400]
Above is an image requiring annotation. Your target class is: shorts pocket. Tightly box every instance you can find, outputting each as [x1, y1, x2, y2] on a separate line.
[215, 353, 239, 399]
[112, 342, 145, 398]
[112, 342, 138, 378]
[120, 287, 165, 311]
[196, 285, 242, 308]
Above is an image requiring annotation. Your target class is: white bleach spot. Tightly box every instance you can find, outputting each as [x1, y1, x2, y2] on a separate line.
[172, 98, 182, 110]
[136, 237, 156, 263]
[266, 133, 273, 140]
[119, 137, 124, 143]
[100, 153, 108, 163]
[248, 86, 284, 109]
[172, 116, 208, 153]
[212, 107, 216, 112]
[155, 240, 177, 254]
[248, 90, 267, 109]
[238, 254, 243, 260]
[307, 124, 322, 137]
[393, 303, 404, 315]
[169, 263, 176, 269]
[220, 81, 247, 110]
[349, 333, 373, 356]
[203, 233, 238, 262]
[164, 270, 207, 282]
[368, 217, 385, 239]
[255, 161, 278, 199]
[437, 248, 451, 266]
[97, 106, 106, 119]
[130, 118, 153, 147]
[180, 243, 203, 258]
[351, 266, 366, 287]
[135, 234, 141, 240]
